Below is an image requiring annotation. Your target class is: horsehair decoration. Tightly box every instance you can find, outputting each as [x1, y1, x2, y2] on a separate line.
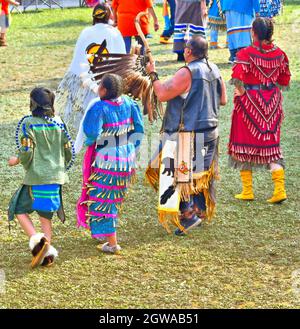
[79, 11, 163, 122]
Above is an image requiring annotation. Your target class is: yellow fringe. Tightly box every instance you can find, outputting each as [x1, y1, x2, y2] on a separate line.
[145, 150, 162, 191]
[145, 165, 160, 190]
[178, 182, 193, 202]
[146, 148, 220, 231]
[192, 160, 219, 221]
[158, 210, 185, 233]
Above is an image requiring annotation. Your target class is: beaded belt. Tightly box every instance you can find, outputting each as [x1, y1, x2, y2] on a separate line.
[244, 84, 276, 91]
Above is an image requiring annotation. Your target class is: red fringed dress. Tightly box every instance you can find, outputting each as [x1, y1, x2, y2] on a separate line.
[228, 41, 291, 167]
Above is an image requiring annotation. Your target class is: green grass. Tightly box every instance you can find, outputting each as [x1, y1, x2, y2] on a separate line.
[0, 3, 300, 308]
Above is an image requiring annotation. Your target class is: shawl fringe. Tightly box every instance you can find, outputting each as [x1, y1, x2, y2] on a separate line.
[55, 71, 97, 129]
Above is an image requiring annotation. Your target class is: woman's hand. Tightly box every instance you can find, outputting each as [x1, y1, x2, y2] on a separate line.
[234, 86, 246, 97]
[8, 156, 20, 166]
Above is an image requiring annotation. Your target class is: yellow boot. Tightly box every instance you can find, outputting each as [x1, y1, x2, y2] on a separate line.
[267, 168, 287, 203]
[235, 170, 254, 200]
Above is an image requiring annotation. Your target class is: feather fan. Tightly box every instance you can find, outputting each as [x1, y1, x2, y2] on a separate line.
[80, 11, 163, 122]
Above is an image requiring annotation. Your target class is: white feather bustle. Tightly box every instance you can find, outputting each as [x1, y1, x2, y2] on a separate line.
[29, 233, 46, 251]
[79, 63, 90, 68]
[44, 245, 59, 259]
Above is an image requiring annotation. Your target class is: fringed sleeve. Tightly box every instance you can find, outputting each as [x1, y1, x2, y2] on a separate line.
[18, 121, 35, 170]
[129, 100, 144, 154]
[277, 51, 291, 87]
[231, 48, 250, 84]
[83, 102, 103, 146]
[63, 124, 72, 165]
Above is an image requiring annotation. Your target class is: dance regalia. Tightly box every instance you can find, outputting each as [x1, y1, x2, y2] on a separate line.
[146, 59, 222, 232]
[55, 23, 126, 136]
[173, 0, 207, 56]
[207, 0, 226, 31]
[8, 115, 73, 223]
[222, 0, 260, 52]
[228, 42, 291, 167]
[259, 0, 283, 18]
[77, 96, 144, 239]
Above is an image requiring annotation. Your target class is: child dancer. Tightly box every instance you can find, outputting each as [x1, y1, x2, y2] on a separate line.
[0, 0, 20, 47]
[8, 87, 74, 268]
[77, 74, 144, 254]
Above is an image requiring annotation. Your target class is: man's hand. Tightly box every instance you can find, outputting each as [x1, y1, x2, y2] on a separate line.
[8, 156, 20, 166]
[154, 20, 160, 32]
[146, 61, 156, 74]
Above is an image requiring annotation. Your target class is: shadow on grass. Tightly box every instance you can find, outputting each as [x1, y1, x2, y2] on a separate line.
[40, 19, 88, 29]
[0, 78, 62, 95]
[27, 40, 76, 47]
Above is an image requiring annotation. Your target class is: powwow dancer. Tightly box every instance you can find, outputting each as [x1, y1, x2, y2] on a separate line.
[0, 0, 19, 47]
[78, 11, 163, 124]
[207, 0, 227, 49]
[222, 0, 260, 63]
[112, 0, 159, 54]
[77, 74, 144, 254]
[146, 36, 227, 235]
[55, 3, 126, 153]
[159, 0, 176, 44]
[173, 0, 208, 62]
[228, 17, 291, 203]
[259, 0, 283, 18]
[8, 87, 74, 268]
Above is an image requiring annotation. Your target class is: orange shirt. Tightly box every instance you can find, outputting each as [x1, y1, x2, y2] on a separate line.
[112, 0, 153, 37]
[0, 0, 9, 15]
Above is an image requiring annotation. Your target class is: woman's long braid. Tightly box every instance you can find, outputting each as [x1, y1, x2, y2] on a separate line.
[204, 55, 212, 71]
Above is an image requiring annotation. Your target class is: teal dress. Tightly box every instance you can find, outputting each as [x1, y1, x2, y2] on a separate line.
[82, 96, 144, 238]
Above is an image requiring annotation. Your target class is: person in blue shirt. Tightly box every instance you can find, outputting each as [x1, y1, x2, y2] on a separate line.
[222, 0, 260, 63]
[259, 0, 283, 18]
[207, 0, 227, 49]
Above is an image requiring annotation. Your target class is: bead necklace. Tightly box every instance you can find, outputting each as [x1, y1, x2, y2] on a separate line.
[15, 115, 75, 171]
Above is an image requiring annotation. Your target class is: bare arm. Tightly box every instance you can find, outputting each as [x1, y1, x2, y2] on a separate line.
[201, 0, 208, 18]
[146, 62, 192, 102]
[8, 0, 20, 5]
[220, 77, 228, 106]
[112, 8, 118, 27]
[148, 7, 160, 31]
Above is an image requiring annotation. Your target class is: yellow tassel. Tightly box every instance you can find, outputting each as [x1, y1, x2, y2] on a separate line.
[158, 211, 185, 233]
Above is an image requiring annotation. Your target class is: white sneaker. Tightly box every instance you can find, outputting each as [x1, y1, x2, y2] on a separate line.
[100, 242, 121, 254]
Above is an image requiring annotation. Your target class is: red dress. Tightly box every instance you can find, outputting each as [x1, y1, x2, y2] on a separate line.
[228, 41, 291, 165]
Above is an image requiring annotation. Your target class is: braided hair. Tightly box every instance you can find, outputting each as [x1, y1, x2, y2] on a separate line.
[186, 36, 212, 71]
[100, 73, 123, 100]
[252, 17, 274, 53]
[30, 87, 55, 118]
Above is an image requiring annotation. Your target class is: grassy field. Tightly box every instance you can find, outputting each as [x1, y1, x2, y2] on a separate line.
[0, 2, 300, 309]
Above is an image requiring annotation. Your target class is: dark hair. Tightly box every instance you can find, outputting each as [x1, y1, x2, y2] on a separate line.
[185, 36, 211, 70]
[30, 87, 55, 117]
[100, 74, 123, 100]
[92, 3, 110, 25]
[252, 17, 274, 52]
